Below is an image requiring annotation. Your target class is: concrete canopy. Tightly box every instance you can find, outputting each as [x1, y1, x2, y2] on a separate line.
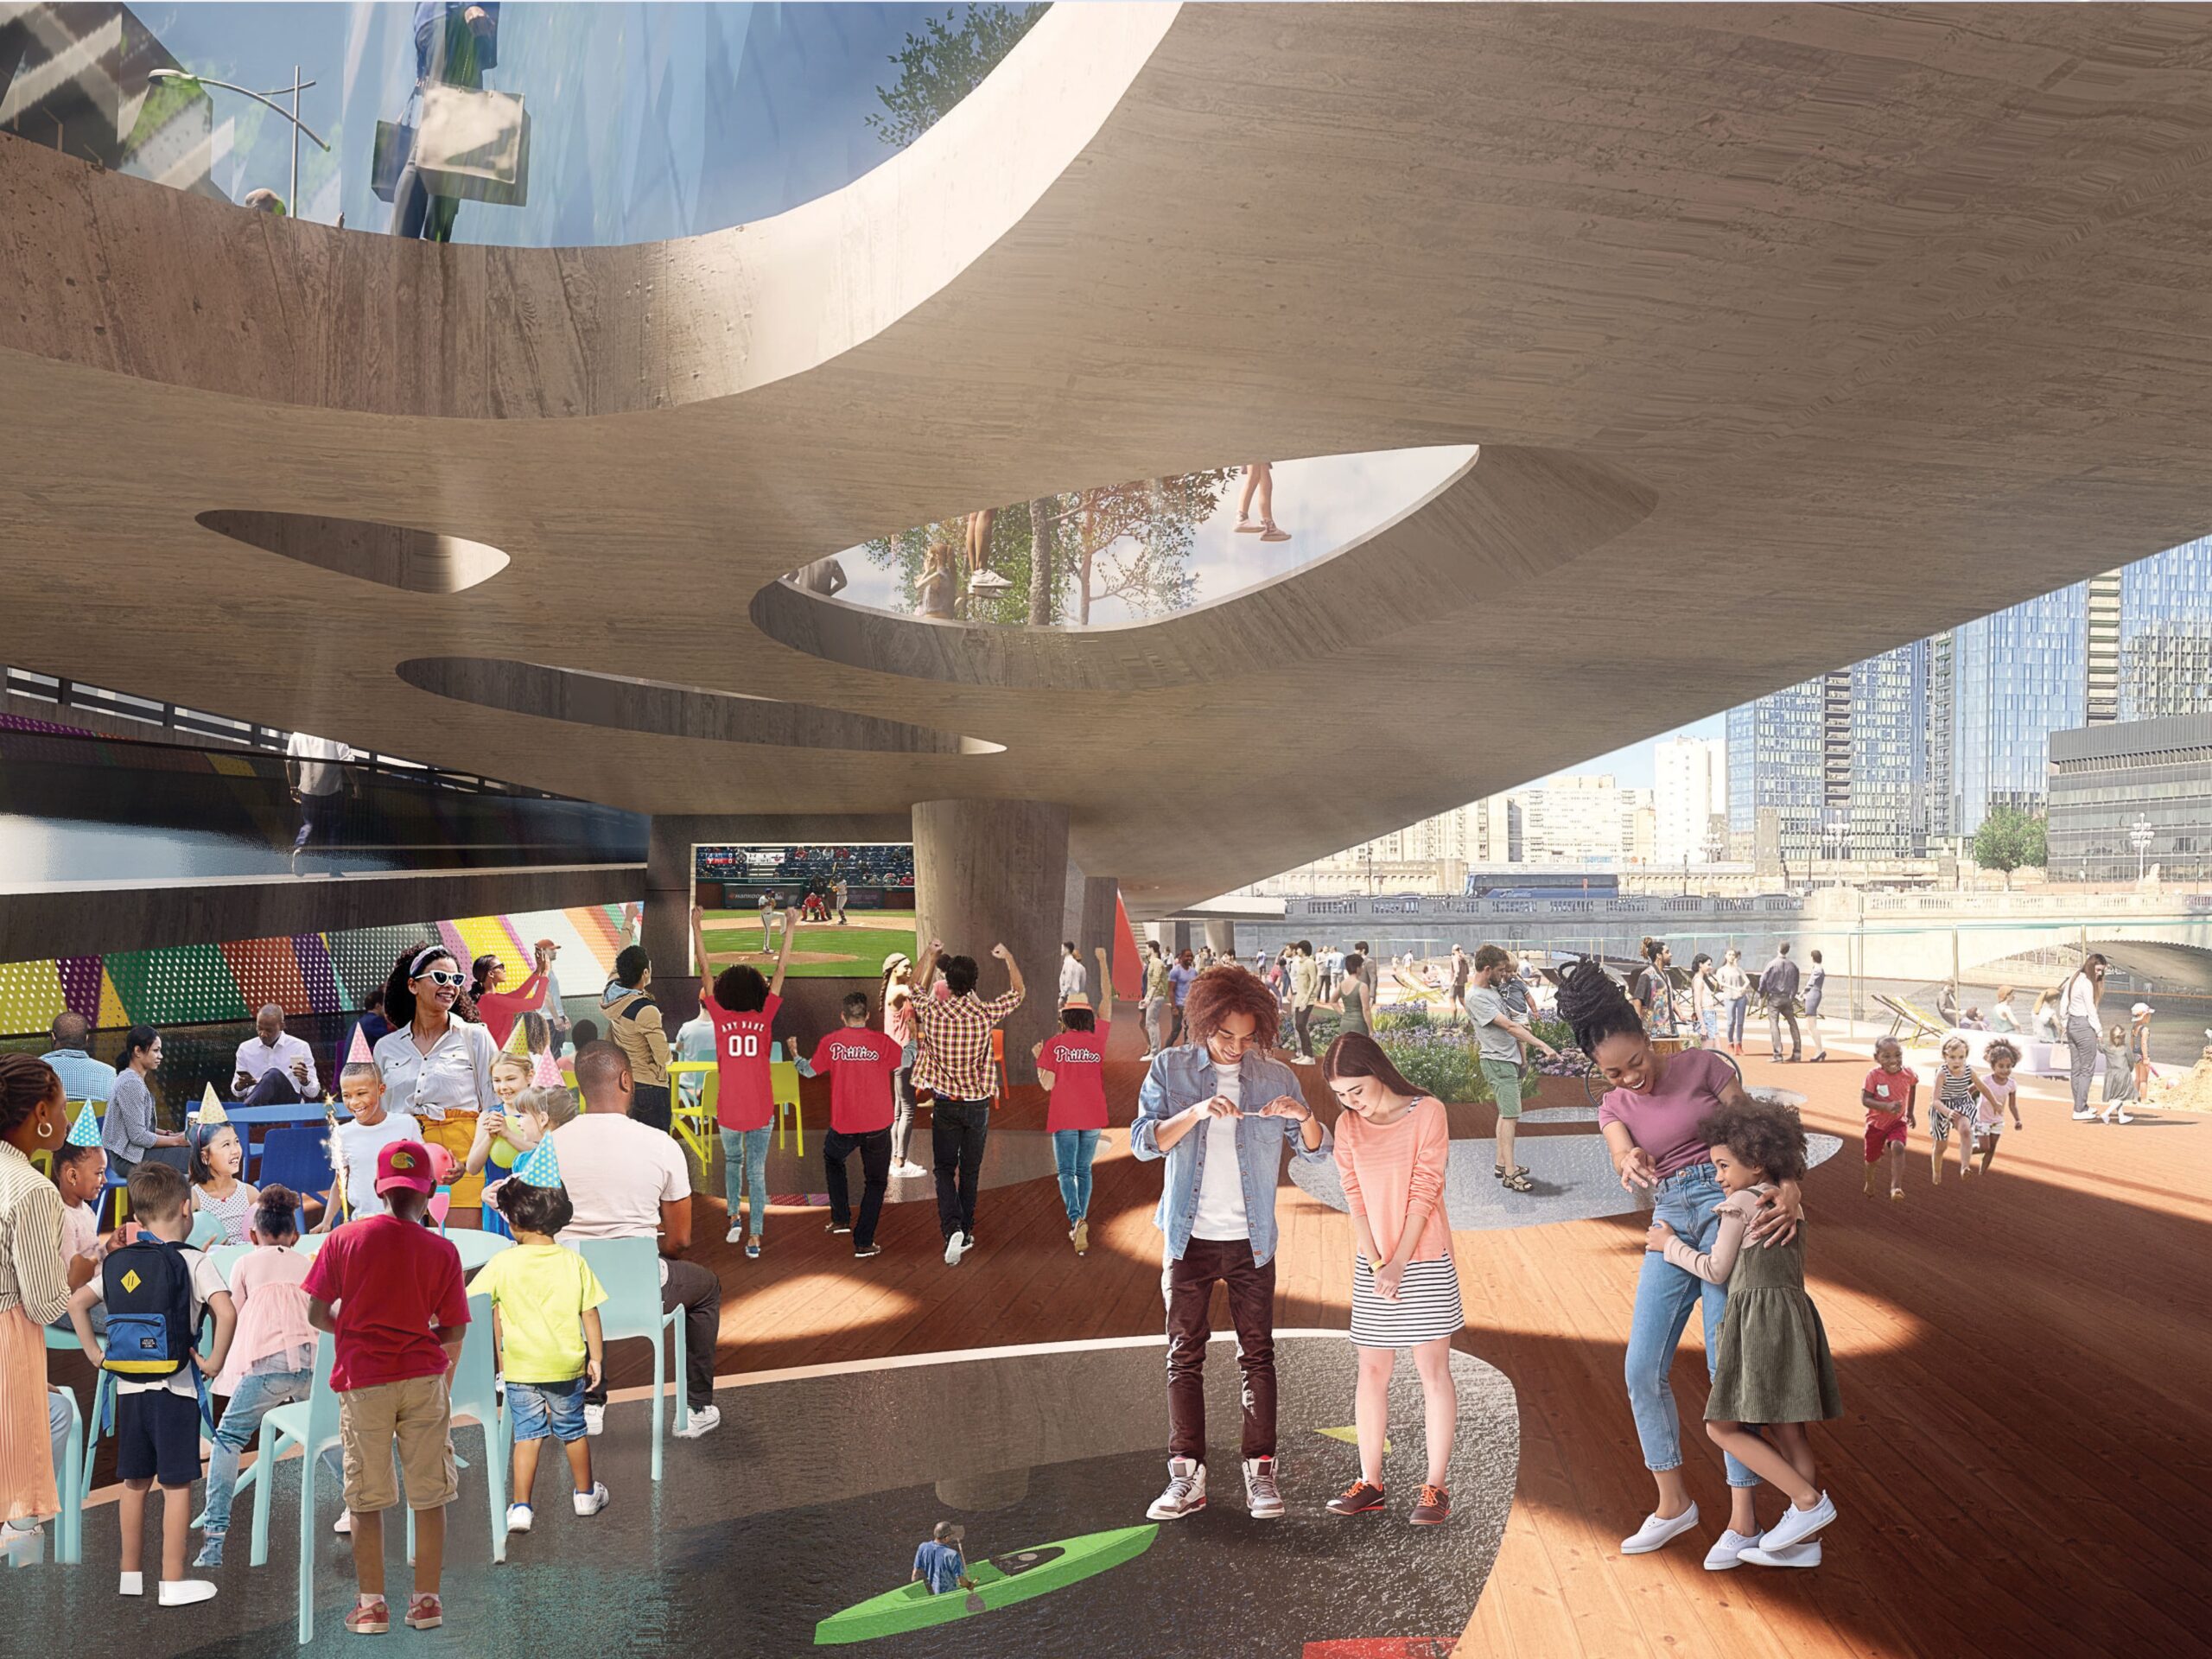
[9, 3, 2212, 911]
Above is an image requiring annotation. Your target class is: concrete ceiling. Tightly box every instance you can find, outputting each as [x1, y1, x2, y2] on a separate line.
[9, 3, 2212, 910]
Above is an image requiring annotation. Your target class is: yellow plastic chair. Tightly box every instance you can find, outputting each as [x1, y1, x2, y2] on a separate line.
[768, 1060, 804, 1155]
[666, 1060, 717, 1164]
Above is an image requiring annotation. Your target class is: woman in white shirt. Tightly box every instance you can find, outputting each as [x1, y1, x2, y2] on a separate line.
[2059, 954, 2108, 1121]
[1716, 949, 1751, 1055]
[371, 944, 499, 1201]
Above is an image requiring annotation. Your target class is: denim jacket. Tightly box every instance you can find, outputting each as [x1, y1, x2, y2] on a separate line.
[1130, 1045, 1333, 1267]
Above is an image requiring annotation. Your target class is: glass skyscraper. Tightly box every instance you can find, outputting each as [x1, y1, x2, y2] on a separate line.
[1726, 677, 1823, 865]
[1947, 582, 2087, 840]
[2119, 535, 2212, 721]
[1849, 640, 1928, 860]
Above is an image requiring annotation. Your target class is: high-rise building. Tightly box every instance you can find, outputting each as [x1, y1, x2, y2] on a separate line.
[1727, 678, 1824, 865]
[1848, 640, 1928, 860]
[1950, 582, 2088, 838]
[1926, 629, 1955, 842]
[2119, 535, 2212, 721]
[2086, 571, 2123, 725]
[1653, 735, 1726, 866]
[1515, 774, 1628, 864]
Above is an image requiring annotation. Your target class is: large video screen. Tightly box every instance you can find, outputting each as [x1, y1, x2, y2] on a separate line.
[695, 842, 915, 912]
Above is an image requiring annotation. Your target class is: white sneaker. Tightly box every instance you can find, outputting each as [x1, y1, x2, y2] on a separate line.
[158, 1580, 219, 1606]
[893, 1160, 927, 1179]
[1739, 1539, 1824, 1568]
[2103, 1109, 2133, 1124]
[672, 1403, 721, 1440]
[2071, 1108, 2097, 1120]
[725, 1223, 745, 1243]
[3, 1522, 42, 1569]
[1758, 1491, 1836, 1554]
[505, 1503, 533, 1534]
[944, 1231, 969, 1266]
[119, 1570, 144, 1596]
[332, 1510, 353, 1535]
[572, 1483, 609, 1516]
[1147, 1458, 1206, 1520]
[1621, 1502, 1700, 1555]
[582, 1404, 606, 1438]
[1703, 1529, 1758, 1570]
[1243, 1456, 1284, 1520]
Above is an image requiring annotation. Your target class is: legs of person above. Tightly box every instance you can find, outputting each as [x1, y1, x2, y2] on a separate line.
[1353, 1344, 1393, 1488]
[1152, 1242, 1219, 1520]
[852, 1128, 891, 1251]
[720, 1129, 750, 1243]
[664, 1258, 722, 1421]
[198, 1370, 308, 1563]
[823, 1130, 855, 1231]
[931, 1099, 988, 1259]
[240, 1070, 304, 1107]
[1412, 1336, 1457, 1489]
[1052, 1128, 1099, 1228]
[1620, 1216, 1712, 1551]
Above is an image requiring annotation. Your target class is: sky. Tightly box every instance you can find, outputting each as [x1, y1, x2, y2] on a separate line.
[1543, 714, 1726, 792]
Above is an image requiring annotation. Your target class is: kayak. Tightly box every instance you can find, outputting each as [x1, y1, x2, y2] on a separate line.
[813, 1524, 1158, 1646]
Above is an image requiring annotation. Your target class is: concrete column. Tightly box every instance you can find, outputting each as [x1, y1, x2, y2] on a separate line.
[1204, 918, 1237, 957]
[912, 799, 1070, 1085]
[1077, 875, 1119, 964]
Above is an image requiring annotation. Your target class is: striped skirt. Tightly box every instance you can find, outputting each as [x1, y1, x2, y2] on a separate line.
[1350, 1255, 1465, 1349]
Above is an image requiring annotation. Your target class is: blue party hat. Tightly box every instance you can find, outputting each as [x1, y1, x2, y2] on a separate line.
[512, 1135, 562, 1189]
[66, 1103, 101, 1147]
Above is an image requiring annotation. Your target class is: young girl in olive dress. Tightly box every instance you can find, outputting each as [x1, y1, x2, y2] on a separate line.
[1646, 1094, 1842, 1567]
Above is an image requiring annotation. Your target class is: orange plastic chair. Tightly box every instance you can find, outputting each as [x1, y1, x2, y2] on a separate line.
[990, 1028, 1009, 1107]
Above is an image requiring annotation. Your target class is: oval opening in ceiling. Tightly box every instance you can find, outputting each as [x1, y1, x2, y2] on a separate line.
[397, 658, 1003, 756]
[198, 510, 510, 594]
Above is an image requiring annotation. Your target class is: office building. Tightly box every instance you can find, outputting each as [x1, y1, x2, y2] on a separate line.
[2120, 535, 2212, 721]
[1727, 677, 1825, 866]
[1654, 734, 1727, 866]
[1516, 773, 1632, 865]
[2047, 712, 2212, 884]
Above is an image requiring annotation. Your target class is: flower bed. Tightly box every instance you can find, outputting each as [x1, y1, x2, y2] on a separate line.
[1276, 1003, 1591, 1105]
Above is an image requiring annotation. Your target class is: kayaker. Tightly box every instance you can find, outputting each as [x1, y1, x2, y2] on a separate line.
[1131, 963, 1332, 1524]
[911, 1522, 976, 1595]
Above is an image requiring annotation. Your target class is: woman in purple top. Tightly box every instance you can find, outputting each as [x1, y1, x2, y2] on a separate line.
[1556, 960, 1804, 1569]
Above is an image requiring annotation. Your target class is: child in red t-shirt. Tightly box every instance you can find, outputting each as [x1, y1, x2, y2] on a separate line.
[691, 903, 796, 1257]
[798, 992, 904, 1258]
[301, 1140, 469, 1636]
[1860, 1037, 1917, 1202]
[1033, 947, 1113, 1255]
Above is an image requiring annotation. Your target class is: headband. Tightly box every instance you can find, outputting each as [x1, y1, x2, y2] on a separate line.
[410, 945, 453, 976]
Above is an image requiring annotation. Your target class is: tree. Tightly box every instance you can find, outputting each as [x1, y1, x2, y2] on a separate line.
[1026, 496, 1056, 627]
[1971, 805, 2048, 889]
[865, 4, 1049, 148]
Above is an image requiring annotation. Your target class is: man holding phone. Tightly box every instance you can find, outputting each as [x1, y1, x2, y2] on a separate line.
[1132, 963, 1331, 1525]
[232, 1005, 321, 1104]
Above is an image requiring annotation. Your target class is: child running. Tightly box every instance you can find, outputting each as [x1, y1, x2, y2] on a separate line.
[1972, 1039, 2025, 1173]
[798, 993, 904, 1259]
[1860, 1038, 1916, 1201]
[1929, 1036, 1978, 1184]
[302, 1140, 469, 1635]
[196, 1185, 315, 1567]
[1646, 1093, 1841, 1569]
[691, 902, 797, 1257]
[1320, 1033, 1461, 1528]
[188, 1122, 259, 1245]
[67, 1160, 235, 1605]
[1033, 946, 1114, 1256]
[469, 1149, 607, 1532]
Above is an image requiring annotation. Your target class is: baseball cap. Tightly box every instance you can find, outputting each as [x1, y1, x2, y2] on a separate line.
[374, 1139, 437, 1197]
[2131, 1002, 2154, 1017]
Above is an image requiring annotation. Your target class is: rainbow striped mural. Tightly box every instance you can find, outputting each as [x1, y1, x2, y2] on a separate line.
[0, 905, 635, 1037]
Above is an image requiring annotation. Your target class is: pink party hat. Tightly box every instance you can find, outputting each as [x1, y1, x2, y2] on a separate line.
[531, 1049, 562, 1088]
[346, 1025, 372, 1065]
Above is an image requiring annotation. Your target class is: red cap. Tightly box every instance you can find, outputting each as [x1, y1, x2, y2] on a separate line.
[374, 1139, 436, 1198]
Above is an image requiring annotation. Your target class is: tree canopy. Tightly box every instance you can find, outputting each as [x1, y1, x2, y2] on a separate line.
[865, 4, 1049, 148]
[1971, 805, 2048, 887]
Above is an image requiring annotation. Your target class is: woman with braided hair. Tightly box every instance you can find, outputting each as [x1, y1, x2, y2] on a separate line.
[1554, 958, 1810, 1570]
[0, 1055, 70, 1550]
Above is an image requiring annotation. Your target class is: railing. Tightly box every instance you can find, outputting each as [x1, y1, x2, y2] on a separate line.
[3, 666, 563, 799]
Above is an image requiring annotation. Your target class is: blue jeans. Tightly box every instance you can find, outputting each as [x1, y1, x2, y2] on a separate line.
[507, 1377, 587, 1443]
[1053, 1129, 1101, 1224]
[1725, 999, 1748, 1046]
[721, 1126, 772, 1237]
[1625, 1162, 1756, 1488]
[202, 1367, 313, 1534]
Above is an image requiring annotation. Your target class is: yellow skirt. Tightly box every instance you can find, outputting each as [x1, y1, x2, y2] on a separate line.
[420, 1114, 486, 1211]
[0, 1306, 59, 1523]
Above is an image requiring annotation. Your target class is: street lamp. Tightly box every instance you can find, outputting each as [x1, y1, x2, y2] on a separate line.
[2129, 816, 2155, 883]
[148, 66, 330, 220]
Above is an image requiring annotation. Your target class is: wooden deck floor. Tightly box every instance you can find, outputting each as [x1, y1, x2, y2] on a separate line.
[656, 1053, 2212, 1659]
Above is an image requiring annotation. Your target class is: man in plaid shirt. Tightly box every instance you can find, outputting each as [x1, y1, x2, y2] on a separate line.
[910, 939, 1025, 1266]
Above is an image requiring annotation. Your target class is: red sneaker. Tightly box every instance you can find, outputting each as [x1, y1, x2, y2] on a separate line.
[405, 1594, 442, 1630]
[1410, 1484, 1452, 1525]
[344, 1599, 389, 1636]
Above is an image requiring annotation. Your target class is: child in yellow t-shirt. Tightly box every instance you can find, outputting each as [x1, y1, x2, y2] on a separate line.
[467, 1170, 607, 1530]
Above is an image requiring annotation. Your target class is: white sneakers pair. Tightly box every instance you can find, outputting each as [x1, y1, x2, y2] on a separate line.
[119, 1572, 217, 1605]
[1622, 1493, 1835, 1567]
[505, 1484, 607, 1535]
[1145, 1457, 1283, 1522]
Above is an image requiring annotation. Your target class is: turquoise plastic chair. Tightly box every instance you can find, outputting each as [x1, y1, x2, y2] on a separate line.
[207, 1242, 252, 1285]
[401, 1292, 506, 1566]
[246, 1331, 341, 1642]
[575, 1237, 687, 1481]
[52, 1385, 82, 1565]
[186, 1209, 226, 1249]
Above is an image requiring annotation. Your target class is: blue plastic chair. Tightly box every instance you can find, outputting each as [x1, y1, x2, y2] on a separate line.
[255, 1128, 334, 1213]
[247, 1331, 341, 1642]
[575, 1237, 687, 1481]
[400, 1292, 506, 1567]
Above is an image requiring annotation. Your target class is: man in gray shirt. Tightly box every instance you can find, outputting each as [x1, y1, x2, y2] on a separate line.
[1758, 942, 1803, 1062]
[1462, 944, 1559, 1193]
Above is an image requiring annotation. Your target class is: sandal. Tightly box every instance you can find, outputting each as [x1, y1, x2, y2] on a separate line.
[1496, 1166, 1535, 1193]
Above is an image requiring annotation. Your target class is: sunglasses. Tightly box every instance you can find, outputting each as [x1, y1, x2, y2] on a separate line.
[417, 969, 467, 988]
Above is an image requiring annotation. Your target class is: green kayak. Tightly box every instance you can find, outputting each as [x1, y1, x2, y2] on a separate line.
[813, 1524, 1158, 1646]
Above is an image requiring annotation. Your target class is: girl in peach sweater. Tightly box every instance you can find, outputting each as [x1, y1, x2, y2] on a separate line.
[1320, 1033, 1462, 1527]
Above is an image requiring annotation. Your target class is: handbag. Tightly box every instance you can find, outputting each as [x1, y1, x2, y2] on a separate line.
[373, 82, 531, 206]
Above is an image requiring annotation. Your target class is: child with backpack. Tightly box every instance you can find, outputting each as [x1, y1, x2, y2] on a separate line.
[65, 1160, 235, 1605]
[301, 1140, 470, 1635]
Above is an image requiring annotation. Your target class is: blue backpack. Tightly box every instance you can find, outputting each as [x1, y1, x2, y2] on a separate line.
[100, 1236, 199, 1382]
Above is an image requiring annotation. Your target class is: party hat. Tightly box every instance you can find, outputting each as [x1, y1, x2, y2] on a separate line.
[198, 1084, 229, 1126]
[66, 1103, 101, 1147]
[505, 1017, 530, 1057]
[346, 1025, 372, 1065]
[531, 1049, 562, 1089]
[513, 1134, 562, 1188]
